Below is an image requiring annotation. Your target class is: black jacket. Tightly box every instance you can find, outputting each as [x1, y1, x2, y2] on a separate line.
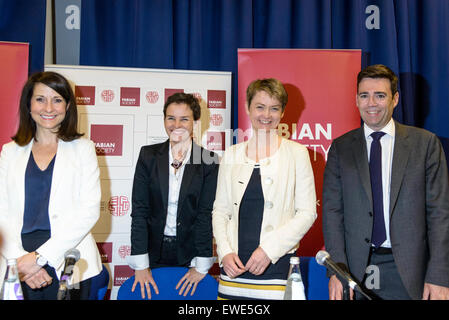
[130, 140, 218, 266]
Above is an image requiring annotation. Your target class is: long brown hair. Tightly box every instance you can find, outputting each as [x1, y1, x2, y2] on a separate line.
[12, 71, 83, 146]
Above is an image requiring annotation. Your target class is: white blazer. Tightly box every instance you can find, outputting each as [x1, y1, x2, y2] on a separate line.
[212, 138, 317, 265]
[0, 138, 102, 284]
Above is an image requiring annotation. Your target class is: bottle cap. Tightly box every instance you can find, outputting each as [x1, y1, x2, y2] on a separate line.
[6, 259, 17, 265]
[290, 256, 300, 264]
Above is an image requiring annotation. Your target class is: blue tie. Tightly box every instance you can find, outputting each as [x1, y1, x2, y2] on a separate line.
[370, 131, 386, 248]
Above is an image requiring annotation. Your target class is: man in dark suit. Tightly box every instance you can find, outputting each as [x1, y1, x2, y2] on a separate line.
[323, 64, 449, 300]
[127, 93, 218, 299]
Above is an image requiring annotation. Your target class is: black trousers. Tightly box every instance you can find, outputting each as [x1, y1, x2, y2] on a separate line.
[21, 230, 91, 300]
[150, 235, 189, 269]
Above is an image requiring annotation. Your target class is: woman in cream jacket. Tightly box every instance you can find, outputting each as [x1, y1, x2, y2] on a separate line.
[212, 78, 317, 300]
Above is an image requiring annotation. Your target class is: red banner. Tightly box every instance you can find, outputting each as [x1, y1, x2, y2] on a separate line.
[0, 42, 29, 151]
[238, 49, 361, 256]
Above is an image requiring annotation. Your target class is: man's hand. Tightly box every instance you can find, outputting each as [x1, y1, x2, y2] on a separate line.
[422, 283, 449, 300]
[328, 275, 354, 300]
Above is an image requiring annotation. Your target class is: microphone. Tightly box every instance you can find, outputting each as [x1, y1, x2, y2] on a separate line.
[57, 248, 80, 300]
[315, 250, 373, 300]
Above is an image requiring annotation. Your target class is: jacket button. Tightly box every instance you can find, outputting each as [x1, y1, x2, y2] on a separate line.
[365, 238, 370, 243]
[368, 212, 373, 217]
[265, 225, 274, 232]
[265, 201, 273, 209]
[264, 177, 273, 185]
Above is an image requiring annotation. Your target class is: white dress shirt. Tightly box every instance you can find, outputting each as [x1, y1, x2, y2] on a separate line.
[127, 141, 215, 274]
[164, 142, 191, 236]
[364, 118, 395, 248]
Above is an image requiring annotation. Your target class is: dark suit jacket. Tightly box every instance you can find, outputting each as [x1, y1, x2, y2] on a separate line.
[130, 140, 218, 267]
[323, 121, 449, 299]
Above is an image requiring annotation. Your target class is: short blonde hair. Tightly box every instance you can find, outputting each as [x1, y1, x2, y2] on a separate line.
[246, 78, 288, 112]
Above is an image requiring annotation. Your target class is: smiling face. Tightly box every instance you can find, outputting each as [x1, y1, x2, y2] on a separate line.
[356, 77, 399, 131]
[246, 90, 284, 133]
[30, 82, 68, 136]
[164, 102, 194, 144]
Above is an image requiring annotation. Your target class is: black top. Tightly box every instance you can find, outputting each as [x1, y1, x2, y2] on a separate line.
[236, 166, 292, 280]
[21, 152, 55, 235]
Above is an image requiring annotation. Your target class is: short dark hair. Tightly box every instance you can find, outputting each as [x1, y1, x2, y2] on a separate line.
[163, 92, 201, 121]
[357, 64, 398, 95]
[246, 78, 288, 112]
[12, 71, 83, 146]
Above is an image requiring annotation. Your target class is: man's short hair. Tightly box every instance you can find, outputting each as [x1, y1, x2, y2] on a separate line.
[246, 78, 288, 112]
[357, 64, 398, 95]
[163, 92, 201, 121]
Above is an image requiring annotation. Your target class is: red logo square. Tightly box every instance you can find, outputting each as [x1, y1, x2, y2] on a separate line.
[206, 131, 225, 151]
[90, 124, 123, 156]
[113, 265, 134, 287]
[120, 87, 140, 106]
[96, 242, 113, 263]
[75, 86, 95, 105]
[164, 88, 184, 102]
[207, 90, 226, 109]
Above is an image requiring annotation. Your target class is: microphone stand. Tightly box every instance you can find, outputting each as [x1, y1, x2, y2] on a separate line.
[333, 263, 376, 301]
[352, 284, 375, 300]
[316, 251, 378, 300]
[342, 282, 350, 300]
[57, 248, 80, 300]
[57, 275, 71, 300]
[57, 284, 69, 300]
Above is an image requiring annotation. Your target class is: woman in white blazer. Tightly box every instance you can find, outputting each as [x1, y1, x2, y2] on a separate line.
[212, 78, 317, 300]
[0, 72, 102, 300]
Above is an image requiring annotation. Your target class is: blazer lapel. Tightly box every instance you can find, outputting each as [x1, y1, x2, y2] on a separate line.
[351, 127, 373, 205]
[389, 121, 410, 217]
[16, 141, 33, 221]
[176, 142, 198, 217]
[157, 141, 170, 212]
[49, 139, 65, 203]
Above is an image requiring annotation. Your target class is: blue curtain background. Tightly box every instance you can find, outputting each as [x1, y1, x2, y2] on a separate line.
[78, 0, 449, 153]
[0, 0, 46, 74]
[1, 0, 448, 151]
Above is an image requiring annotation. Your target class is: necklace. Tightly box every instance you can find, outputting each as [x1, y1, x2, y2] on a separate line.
[171, 147, 188, 170]
[171, 159, 183, 169]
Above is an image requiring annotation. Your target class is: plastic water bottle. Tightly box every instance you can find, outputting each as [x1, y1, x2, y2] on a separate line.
[1, 259, 24, 300]
[283, 256, 306, 300]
